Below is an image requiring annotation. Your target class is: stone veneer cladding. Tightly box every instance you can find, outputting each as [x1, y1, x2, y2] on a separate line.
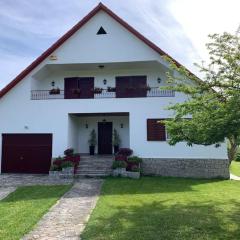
[141, 158, 230, 179]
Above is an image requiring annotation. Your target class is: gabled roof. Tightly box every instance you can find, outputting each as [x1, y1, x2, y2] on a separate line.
[0, 2, 193, 98]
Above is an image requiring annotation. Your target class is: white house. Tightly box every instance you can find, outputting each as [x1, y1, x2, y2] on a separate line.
[0, 3, 229, 178]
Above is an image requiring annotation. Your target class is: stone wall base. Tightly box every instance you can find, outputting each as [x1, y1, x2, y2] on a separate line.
[141, 158, 230, 179]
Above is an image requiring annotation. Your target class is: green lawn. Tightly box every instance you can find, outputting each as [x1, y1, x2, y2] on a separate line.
[0, 185, 71, 240]
[82, 177, 240, 240]
[230, 160, 240, 176]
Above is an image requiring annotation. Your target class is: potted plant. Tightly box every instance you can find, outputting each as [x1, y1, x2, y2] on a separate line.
[64, 148, 74, 156]
[127, 156, 142, 171]
[61, 161, 74, 174]
[127, 165, 141, 179]
[93, 87, 103, 94]
[145, 85, 151, 91]
[118, 148, 133, 157]
[112, 129, 121, 154]
[49, 164, 61, 178]
[49, 87, 60, 95]
[88, 129, 97, 155]
[107, 86, 116, 92]
[112, 160, 127, 176]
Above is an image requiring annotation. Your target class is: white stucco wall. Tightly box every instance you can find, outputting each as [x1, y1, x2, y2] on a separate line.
[0, 8, 228, 173]
[68, 115, 129, 154]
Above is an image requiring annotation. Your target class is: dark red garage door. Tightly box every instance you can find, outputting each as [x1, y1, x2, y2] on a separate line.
[1, 134, 52, 174]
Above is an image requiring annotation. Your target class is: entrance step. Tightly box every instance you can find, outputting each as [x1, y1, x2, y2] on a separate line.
[76, 155, 114, 178]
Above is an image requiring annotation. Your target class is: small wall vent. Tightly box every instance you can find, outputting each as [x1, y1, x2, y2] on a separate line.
[97, 27, 107, 35]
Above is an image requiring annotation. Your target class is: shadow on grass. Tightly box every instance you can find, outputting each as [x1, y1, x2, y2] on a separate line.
[82, 199, 240, 240]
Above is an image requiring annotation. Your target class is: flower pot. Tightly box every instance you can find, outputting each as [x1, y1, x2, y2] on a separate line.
[49, 88, 60, 95]
[113, 168, 126, 176]
[49, 171, 60, 178]
[89, 146, 95, 155]
[62, 167, 74, 174]
[114, 145, 119, 154]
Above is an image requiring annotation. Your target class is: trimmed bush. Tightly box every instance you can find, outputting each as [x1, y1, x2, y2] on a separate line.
[118, 148, 133, 156]
[235, 153, 240, 162]
[115, 154, 127, 161]
[112, 160, 127, 169]
[61, 161, 74, 169]
[127, 156, 142, 164]
[131, 165, 140, 172]
[64, 148, 74, 156]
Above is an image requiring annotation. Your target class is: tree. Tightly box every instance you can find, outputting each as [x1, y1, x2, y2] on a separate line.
[163, 32, 240, 162]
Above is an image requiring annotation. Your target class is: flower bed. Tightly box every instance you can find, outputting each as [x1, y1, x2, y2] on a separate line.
[49, 148, 80, 178]
[113, 148, 141, 179]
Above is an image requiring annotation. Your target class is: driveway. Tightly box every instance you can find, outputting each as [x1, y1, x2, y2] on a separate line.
[0, 174, 73, 187]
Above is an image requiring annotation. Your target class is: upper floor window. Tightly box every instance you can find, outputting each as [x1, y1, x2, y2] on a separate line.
[116, 76, 147, 98]
[64, 77, 94, 99]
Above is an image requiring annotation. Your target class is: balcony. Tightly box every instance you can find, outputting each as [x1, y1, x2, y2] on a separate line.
[31, 88, 175, 100]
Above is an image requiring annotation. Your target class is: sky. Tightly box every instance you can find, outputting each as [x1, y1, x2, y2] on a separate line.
[0, 0, 239, 90]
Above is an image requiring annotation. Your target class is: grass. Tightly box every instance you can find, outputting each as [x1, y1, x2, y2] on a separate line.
[0, 185, 71, 240]
[230, 160, 240, 176]
[82, 177, 240, 240]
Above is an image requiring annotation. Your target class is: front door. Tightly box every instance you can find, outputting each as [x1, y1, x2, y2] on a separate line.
[98, 122, 113, 154]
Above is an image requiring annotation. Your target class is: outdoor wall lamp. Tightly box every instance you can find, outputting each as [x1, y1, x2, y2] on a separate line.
[51, 81, 55, 87]
[102, 119, 106, 122]
[103, 79, 107, 85]
[157, 77, 162, 84]
[85, 123, 88, 129]
[120, 123, 124, 128]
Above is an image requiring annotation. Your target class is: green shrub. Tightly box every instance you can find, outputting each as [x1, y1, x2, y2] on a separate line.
[50, 165, 61, 171]
[61, 161, 74, 169]
[128, 156, 142, 164]
[131, 165, 140, 172]
[112, 160, 127, 169]
[235, 153, 240, 162]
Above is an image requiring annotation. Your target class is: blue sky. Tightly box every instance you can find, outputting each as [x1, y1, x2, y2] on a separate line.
[0, 0, 239, 90]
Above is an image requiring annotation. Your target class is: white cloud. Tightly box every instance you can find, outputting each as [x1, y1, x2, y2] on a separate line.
[168, 0, 240, 61]
[0, 0, 239, 90]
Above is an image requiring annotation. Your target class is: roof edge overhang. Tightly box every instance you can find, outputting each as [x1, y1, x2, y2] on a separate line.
[0, 2, 197, 98]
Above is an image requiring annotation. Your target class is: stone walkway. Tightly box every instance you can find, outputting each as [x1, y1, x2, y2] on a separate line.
[230, 173, 240, 181]
[0, 174, 73, 187]
[0, 187, 16, 200]
[22, 179, 103, 240]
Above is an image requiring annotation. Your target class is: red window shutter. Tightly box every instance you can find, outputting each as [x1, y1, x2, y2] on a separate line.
[64, 77, 94, 99]
[64, 77, 78, 99]
[116, 76, 147, 98]
[147, 119, 166, 141]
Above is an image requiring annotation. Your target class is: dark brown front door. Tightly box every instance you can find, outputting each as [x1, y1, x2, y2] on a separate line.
[64, 77, 94, 99]
[1, 134, 52, 174]
[98, 122, 112, 154]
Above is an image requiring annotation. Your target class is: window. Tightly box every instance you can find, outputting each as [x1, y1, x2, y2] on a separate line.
[116, 76, 147, 98]
[147, 119, 166, 141]
[97, 26, 107, 35]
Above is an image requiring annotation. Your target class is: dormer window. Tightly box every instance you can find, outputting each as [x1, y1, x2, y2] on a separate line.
[97, 26, 107, 35]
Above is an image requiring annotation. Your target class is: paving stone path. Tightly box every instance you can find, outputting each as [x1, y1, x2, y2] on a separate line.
[230, 173, 240, 181]
[0, 187, 16, 200]
[22, 179, 103, 240]
[0, 174, 73, 187]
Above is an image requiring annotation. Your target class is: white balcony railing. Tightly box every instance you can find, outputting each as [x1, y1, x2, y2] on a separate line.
[31, 88, 175, 100]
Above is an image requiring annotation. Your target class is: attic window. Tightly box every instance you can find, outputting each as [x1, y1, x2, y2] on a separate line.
[97, 26, 107, 35]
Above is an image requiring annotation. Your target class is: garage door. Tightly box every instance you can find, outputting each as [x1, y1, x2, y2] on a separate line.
[1, 134, 52, 174]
